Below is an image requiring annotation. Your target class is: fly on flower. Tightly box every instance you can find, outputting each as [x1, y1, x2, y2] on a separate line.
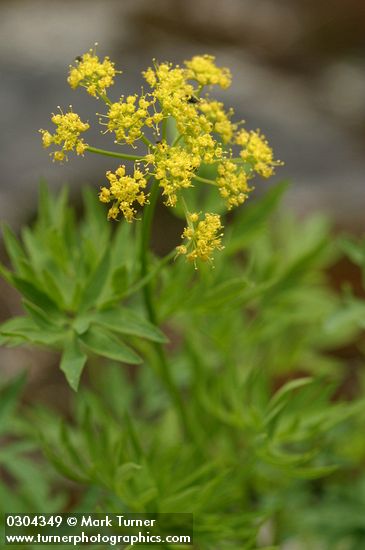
[187, 95, 200, 104]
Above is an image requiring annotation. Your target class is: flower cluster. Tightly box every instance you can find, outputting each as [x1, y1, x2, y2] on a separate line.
[185, 55, 232, 89]
[236, 129, 283, 179]
[149, 142, 200, 207]
[41, 47, 283, 264]
[217, 160, 250, 210]
[104, 94, 163, 145]
[198, 100, 236, 144]
[99, 165, 149, 222]
[68, 47, 118, 97]
[176, 212, 224, 265]
[40, 109, 89, 161]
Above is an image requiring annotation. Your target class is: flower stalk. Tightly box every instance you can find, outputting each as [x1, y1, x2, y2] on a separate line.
[139, 178, 193, 439]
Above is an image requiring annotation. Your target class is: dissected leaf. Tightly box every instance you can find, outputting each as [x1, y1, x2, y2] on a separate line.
[60, 334, 88, 391]
[78, 249, 111, 312]
[93, 307, 168, 343]
[80, 326, 142, 364]
[0, 373, 26, 429]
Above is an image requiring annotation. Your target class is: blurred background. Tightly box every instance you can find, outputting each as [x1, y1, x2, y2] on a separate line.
[0, 0, 365, 390]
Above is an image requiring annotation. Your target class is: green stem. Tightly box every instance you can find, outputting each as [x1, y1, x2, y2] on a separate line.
[141, 135, 154, 149]
[209, 157, 243, 164]
[180, 194, 191, 221]
[99, 92, 112, 106]
[193, 174, 218, 186]
[125, 250, 175, 300]
[139, 180, 160, 324]
[231, 157, 245, 164]
[139, 179, 192, 439]
[172, 133, 183, 147]
[86, 145, 145, 161]
[161, 117, 167, 142]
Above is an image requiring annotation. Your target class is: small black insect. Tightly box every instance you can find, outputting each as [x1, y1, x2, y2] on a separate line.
[75, 56, 83, 62]
[187, 95, 199, 104]
[155, 140, 162, 145]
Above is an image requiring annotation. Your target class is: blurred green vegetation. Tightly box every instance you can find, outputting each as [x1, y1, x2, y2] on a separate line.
[1, 182, 365, 549]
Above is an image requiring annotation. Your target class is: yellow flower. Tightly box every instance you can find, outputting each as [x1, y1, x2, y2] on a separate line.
[39, 108, 89, 161]
[143, 63, 200, 137]
[68, 48, 119, 97]
[198, 100, 236, 143]
[185, 55, 232, 89]
[152, 143, 201, 207]
[42, 49, 284, 267]
[103, 94, 161, 145]
[99, 164, 149, 222]
[177, 212, 224, 264]
[143, 62, 194, 114]
[217, 160, 251, 209]
[142, 60, 224, 163]
[185, 132, 222, 164]
[236, 129, 283, 178]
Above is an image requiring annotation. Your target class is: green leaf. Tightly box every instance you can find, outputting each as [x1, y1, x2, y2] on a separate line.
[80, 326, 142, 364]
[78, 248, 111, 312]
[38, 180, 53, 228]
[93, 308, 168, 343]
[12, 276, 62, 318]
[340, 237, 365, 266]
[83, 186, 108, 229]
[0, 316, 38, 335]
[111, 266, 129, 296]
[116, 462, 142, 484]
[0, 316, 64, 347]
[43, 229, 69, 269]
[123, 412, 144, 459]
[257, 444, 317, 467]
[53, 185, 69, 229]
[40, 434, 88, 484]
[290, 464, 338, 479]
[0, 261, 13, 285]
[194, 277, 251, 311]
[263, 238, 328, 302]
[1, 224, 27, 275]
[268, 377, 313, 411]
[227, 181, 290, 254]
[21, 226, 47, 273]
[23, 300, 63, 330]
[41, 270, 67, 309]
[81, 187, 110, 253]
[0, 373, 26, 428]
[72, 313, 92, 335]
[60, 335, 87, 391]
[325, 300, 365, 334]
